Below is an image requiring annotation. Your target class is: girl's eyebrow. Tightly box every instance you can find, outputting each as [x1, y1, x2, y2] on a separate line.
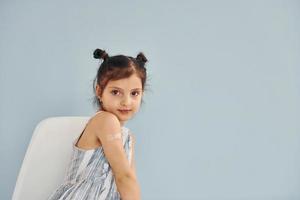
[109, 86, 142, 91]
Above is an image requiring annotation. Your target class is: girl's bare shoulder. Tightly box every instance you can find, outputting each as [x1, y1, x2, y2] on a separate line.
[89, 111, 121, 133]
[91, 111, 119, 124]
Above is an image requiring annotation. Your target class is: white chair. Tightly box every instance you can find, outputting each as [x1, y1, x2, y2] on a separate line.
[12, 116, 90, 200]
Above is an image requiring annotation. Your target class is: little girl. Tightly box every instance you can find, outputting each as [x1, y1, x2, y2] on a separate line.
[47, 48, 148, 200]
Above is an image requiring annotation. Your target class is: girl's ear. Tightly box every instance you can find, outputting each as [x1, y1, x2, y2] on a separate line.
[96, 84, 102, 97]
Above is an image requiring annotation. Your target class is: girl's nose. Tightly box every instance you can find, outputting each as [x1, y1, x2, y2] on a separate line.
[121, 95, 131, 106]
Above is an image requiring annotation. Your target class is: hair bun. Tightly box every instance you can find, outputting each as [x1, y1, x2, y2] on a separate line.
[136, 52, 148, 63]
[93, 49, 109, 60]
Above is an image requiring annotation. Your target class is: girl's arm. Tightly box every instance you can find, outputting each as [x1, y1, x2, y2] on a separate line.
[130, 133, 137, 180]
[91, 112, 141, 200]
[117, 133, 141, 200]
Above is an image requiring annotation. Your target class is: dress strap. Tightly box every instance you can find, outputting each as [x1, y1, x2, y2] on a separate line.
[75, 111, 104, 146]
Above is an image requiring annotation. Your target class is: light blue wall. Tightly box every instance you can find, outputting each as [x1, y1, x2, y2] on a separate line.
[1, 0, 299, 199]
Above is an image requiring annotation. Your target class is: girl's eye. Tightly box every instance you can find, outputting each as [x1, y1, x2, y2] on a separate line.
[111, 90, 140, 96]
[132, 91, 140, 96]
[111, 90, 120, 95]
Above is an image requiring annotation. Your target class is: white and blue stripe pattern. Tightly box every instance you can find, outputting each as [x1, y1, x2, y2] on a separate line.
[47, 124, 133, 200]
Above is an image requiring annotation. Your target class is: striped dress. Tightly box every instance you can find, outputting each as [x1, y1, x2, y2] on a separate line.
[47, 111, 133, 200]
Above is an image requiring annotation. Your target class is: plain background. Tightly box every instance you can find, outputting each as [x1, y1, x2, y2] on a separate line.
[1, 0, 299, 199]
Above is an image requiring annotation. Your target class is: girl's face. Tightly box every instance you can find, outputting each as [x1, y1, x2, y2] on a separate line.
[96, 73, 143, 126]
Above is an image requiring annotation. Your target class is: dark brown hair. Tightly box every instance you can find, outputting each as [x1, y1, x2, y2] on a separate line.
[91, 48, 150, 110]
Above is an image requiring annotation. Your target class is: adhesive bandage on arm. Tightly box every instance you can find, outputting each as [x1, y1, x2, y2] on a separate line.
[105, 132, 122, 141]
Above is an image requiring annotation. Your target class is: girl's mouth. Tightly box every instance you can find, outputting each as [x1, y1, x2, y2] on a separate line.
[118, 109, 131, 114]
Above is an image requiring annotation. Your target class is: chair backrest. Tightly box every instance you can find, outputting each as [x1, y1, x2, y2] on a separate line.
[12, 116, 90, 200]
